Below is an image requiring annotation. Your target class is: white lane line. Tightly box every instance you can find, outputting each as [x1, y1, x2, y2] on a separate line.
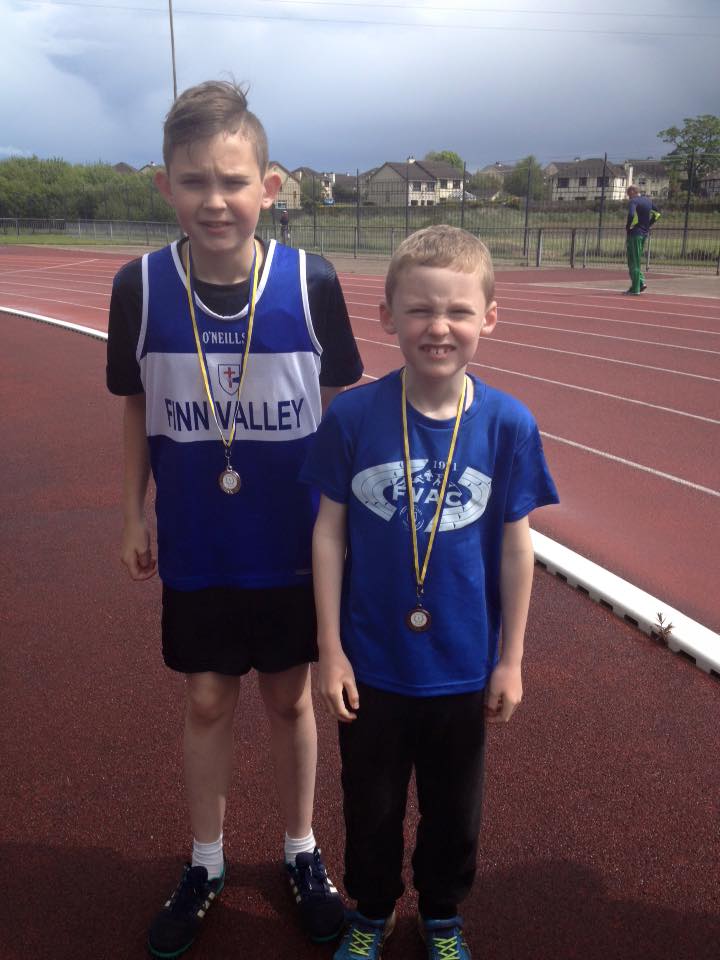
[346, 298, 720, 342]
[485, 338, 720, 383]
[497, 285, 720, 316]
[0, 279, 109, 297]
[502, 307, 720, 346]
[0, 294, 106, 313]
[0, 257, 101, 277]
[349, 314, 718, 381]
[540, 433, 720, 497]
[353, 336, 720, 425]
[498, 318, 720, 351]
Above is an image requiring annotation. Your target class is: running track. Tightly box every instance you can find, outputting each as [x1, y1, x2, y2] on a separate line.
[1, 245, 718, 631]
[0, 246, 718, 959]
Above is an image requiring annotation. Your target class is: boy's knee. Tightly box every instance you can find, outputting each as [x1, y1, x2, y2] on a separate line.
[261, 670, 313, 723]
[185, 675, 238, 724]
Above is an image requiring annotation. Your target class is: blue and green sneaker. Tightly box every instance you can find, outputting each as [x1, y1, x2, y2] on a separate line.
[333, 911, 396, 959]
[419, 915, 472, 960]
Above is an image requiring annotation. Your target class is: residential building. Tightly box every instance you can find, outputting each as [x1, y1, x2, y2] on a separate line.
[268, 162, 301, 209]
[365, 158, 465, 206]
[479, 161, 515, 182]
[624, 159, 669, 198]
[545, 158, 628, 201]
[699, 170, 720, 197]
[291, 167, 334, 201]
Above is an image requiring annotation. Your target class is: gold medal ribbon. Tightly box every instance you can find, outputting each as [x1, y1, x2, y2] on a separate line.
[401, 367, 466, 601]
[184, 240, 259, 455]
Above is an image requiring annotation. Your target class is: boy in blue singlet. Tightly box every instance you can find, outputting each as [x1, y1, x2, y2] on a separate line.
[106, 80, 363, 957]
[301, 225, 559, 960]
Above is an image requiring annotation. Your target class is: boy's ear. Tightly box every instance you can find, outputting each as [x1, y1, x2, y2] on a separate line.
[261, 171, 282, 209]
[480, 301, 498, 337]
[154, 169, 174, 207]
[379, 301, 396, 334]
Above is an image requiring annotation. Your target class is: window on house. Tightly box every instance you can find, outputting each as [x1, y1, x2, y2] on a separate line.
[426, 183, 435, 191]
[441, 180, 449, 189]
[412, 182, 421, 191]
[596, 177, 609, 187]
[453, 180, 461, 189]
[579, 177, 587, 187]
[558, 178, 569, 188]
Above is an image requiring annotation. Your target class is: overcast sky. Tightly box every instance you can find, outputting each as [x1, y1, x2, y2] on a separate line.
[2, 0, 718, 173]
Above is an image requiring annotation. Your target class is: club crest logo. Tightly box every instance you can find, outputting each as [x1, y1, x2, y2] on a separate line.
[218, 363, 241, 396]
[352, 459, 492, 531]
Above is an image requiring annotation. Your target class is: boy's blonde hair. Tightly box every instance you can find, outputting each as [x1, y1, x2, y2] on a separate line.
[162, 80, 269, 173]
[385, 224, 495, 305]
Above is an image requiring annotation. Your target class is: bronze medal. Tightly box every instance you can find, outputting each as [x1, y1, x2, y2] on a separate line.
[218, 468, 241, 495]
[406, 606, 432, 633]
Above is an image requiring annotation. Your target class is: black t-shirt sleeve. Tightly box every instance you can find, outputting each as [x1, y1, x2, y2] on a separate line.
[306, 253, 364, 388]
[106, 258, 144, 395]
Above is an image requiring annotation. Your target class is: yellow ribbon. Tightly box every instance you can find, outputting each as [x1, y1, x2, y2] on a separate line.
[184, 240, 259, 454]
[401, 368, 466, 599]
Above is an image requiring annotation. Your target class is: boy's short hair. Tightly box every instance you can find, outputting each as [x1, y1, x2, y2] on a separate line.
[385, 225, 495, 305]
[162, 80, 269, 173]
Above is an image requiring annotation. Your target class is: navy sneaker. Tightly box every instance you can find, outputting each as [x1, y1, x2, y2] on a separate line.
[147, 861, 225, 958]
[419, 915, 472, 960]
[334, 911, 396, 959]
[286, 846, 345, 942]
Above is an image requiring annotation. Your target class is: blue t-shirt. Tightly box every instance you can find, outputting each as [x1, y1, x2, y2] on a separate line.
[627, 194, 661, 236]
[301, 370, 559, 697]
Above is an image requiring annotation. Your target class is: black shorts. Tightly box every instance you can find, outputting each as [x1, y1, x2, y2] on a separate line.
[161, 583, 318, 676]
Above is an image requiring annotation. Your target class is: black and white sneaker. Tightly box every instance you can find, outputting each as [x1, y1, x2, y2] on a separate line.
[147, 861, 225, 958]
[286, 846, 345, 942]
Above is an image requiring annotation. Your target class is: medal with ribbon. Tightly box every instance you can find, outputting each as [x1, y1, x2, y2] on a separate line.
[184, 240, 259, 495]
[401, 367, 466, 632]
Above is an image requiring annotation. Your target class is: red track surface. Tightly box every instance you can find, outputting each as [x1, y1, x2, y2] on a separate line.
[1, 245, 718, 629]
[1, 248, 719, 959]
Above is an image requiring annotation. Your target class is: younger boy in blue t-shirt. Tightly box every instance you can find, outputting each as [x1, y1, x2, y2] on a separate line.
[301, 224, 559, 960]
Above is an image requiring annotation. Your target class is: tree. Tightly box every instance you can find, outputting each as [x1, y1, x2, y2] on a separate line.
[465, 172, 501, 199]
[503, 155, 546, 201]
[658, 114, 720, 194]
[424, 150, 464, 170]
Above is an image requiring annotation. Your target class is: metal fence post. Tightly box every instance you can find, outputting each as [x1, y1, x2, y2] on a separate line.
[582, 229, 588, 267]
[461, 162, 466, 229]
[596, 152, 607, 254]
[405, 161, 410, 238]
[646, 233, 651, 272]
[570, 228, 577, 268]
[523, 163, 531, 258]
[536, 228, 543, 267]
[681, 150, 695, 259]
[353, 226, 358, 259]
[313, 174, 317, 247]
[356, 168, 361, 252]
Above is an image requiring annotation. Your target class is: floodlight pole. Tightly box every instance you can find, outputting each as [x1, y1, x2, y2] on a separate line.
[168, 0, 178, 100]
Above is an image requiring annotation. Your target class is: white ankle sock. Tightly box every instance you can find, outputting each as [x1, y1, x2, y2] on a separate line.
[284, 829, 316, 864]
[191, 834, 224, 880]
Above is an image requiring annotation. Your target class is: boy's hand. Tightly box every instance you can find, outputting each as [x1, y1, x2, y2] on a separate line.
[485, 661, 522, 723]
[121, 520, 157, 580]
[318, 648, 359, 723]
